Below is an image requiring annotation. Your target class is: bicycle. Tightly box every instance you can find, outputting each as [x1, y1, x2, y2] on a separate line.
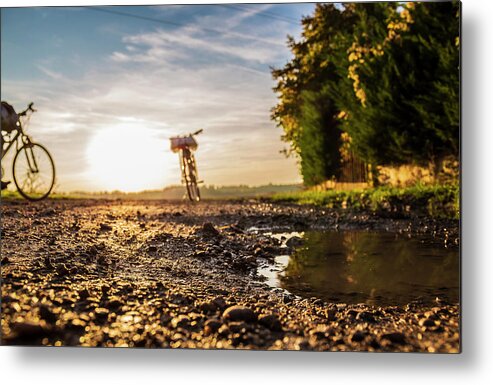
[170, 129, 203, 202]
[1, 102, 56, 201]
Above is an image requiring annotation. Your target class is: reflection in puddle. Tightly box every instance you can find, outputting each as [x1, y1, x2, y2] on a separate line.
[258, 231, 459, 306]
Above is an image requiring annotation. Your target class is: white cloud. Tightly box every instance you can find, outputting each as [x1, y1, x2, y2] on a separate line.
[36, 65, 64, 80]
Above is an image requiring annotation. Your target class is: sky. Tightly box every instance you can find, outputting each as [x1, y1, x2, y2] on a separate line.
[1, 2, 316, 192]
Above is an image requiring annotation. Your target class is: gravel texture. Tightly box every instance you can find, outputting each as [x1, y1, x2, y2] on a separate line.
[1, 199, 460, 352]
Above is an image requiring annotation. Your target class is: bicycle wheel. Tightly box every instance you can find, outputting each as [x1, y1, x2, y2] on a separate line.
[181, 150, 200, 202]
[13, 142, 55, 201]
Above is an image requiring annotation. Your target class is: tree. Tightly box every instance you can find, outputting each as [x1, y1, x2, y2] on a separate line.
[271, 4, 355, 186]
[334, 2, 460, 168]
[272, 2, 460, 185]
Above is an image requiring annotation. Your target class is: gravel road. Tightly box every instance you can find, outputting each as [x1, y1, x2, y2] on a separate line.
[1, 199, 460, 352]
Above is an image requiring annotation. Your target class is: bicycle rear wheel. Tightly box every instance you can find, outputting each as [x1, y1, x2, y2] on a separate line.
[181, 150, 200, 202]
[13, 142, 55, 201]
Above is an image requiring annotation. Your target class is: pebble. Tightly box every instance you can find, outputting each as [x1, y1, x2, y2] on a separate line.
[258, 314, 282, 331]
[100, 223, 112, 231]
[56, 264, 70, 276]
[419, 318, 437, 327]
[286, 236, 303, 248]
[38, 305, 57, 324]
[223, 306, 257, 323]
[171, 315, 191, 329]
[204, 319, 222, 335]
[202, 223, 220, 237]
[11, 321, 50, 339]
[381, 332, 407, 345]
[351, 331, 366, 342]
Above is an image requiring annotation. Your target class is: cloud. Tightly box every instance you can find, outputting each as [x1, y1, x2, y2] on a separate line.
[36, 65, 64, 80]
[112, 25, 283, 67]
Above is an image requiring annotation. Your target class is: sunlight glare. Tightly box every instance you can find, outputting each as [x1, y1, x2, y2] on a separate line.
[86, 124, 178, 192]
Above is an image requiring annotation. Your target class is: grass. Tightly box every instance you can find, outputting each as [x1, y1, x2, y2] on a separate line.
[270, 183, 459, 219]
[0, 189, 77, 200]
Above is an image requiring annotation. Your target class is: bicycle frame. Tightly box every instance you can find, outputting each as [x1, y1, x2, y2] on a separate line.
[1, 122, 38, 173]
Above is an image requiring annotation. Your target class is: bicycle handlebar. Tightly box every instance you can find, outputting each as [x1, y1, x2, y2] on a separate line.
[192, 129, 203, 136]
[17, 102, 36, 117]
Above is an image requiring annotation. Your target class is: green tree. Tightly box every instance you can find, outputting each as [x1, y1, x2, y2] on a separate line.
[271, 3, 355, 186]
[335, 2, 460, 169]
[272, 2, 460, 185]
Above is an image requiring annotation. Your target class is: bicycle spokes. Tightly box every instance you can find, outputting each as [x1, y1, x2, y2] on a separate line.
[23, 145, 40, 173]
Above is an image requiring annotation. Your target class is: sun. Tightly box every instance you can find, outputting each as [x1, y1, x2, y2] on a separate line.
[86, 124, 178, 192]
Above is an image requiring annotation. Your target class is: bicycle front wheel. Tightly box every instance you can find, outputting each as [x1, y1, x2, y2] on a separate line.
[13, 143, 55, 201]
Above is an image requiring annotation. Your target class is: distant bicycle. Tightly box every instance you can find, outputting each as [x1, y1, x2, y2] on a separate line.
[1, 102, 55, 201]
[170, 129, 203, 202]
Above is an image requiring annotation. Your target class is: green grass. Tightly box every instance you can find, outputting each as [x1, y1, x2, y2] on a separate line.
[0, 190, 22, 200]
[270, 183, 459, 219]
[0, 190, 78, 201]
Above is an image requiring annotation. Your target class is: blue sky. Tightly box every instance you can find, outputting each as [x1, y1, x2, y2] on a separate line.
[1, 3, 315, 192]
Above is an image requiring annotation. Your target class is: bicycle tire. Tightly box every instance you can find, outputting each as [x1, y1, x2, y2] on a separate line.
[12, 142, 55, 201]
[181, 150, 200, 202]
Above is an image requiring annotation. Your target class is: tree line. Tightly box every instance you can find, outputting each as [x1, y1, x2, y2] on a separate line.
[271, 2, 460, 186]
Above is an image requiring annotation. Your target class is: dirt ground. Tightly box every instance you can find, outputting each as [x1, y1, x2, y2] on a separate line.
[1, 199, 460, 352]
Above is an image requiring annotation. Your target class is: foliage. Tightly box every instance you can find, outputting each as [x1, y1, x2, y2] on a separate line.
[271, 4, 356, 185]
[271, 2, 460, 184]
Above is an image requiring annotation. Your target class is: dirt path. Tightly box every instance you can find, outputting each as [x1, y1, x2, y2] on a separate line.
[1, 199, 459, 351]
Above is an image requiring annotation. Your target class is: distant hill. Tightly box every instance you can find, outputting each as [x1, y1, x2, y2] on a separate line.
[62, 184, 303, 200]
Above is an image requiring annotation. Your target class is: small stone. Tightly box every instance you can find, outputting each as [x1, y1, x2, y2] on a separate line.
[356, 311, 376, 323]
[100, 223, 112, 231]
[325, 309, 337, 321]
[351, 331, 366, 342]
[1, 256, 10, 264]
[282, 294, 294, 304]
[107, 299, 124, 311]
[101, 285, 111, 296]
[217, 324, 230, 337]
[11, 321, 49, 339]
[194, 251, 209, 259]
[171, 315, 191, 329]
[286, 236, 303, 248]
[199, 301, 217, 313]
[204, 319, 222, 335]
[94, 307, 110, 322]
[38, 305, 57, 324]
[258, 314, 282, 331]
[212, 296, 227, 310]
[381, 332, 407, 345]
[419, 318, 437, 327]
[223, 305, 257, 323]
[56, 264, 70, 276]
[228, 321, 248, 333]
[202, 222, 220, 237]
[78, 288, 90, 300]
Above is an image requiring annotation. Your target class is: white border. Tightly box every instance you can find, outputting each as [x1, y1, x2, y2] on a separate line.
[1, 1, 492, 384]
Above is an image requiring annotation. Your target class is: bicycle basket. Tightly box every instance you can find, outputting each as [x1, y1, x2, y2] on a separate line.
[170, 136, 197, 153]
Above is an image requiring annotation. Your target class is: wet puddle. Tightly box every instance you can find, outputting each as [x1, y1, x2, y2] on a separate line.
[257, 231, 459, 306]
